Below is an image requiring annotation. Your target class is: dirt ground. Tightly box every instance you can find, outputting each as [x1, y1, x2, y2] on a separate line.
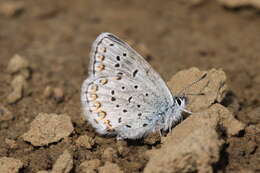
[0, 0, 259, 173]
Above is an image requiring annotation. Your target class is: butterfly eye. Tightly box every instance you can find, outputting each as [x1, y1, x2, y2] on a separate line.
[176, 98, 182, 106]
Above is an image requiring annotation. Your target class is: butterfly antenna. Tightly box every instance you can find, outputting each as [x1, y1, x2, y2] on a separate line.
[177, 73, 207, 97]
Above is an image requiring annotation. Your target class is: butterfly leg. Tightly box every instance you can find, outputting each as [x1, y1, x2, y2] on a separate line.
[182, 109, 192, 114]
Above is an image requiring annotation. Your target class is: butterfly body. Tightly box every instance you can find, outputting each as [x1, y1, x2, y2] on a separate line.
[81, 33, 186, 139]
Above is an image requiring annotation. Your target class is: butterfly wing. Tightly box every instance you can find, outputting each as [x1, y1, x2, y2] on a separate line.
[81, 33, 174, 139]
[88, 33, 171, 95]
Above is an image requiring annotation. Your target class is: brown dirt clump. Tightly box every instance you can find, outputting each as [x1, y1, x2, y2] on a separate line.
[0, 157, 23, 173]
[144, 68, 244, 173]
[218, 0, 260, 9]
[22, 113, 74, 146]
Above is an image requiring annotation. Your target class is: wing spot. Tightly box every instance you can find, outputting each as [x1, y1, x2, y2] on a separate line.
[143, 124, 148, 127]
[97, 55, 105, 61]
[91, 101, 101, 111]
[89, 84, 98, 92]
[104, 120, 113, 129]
[116, 104, 120, 108]
[98, 111, 107, 120]
[94, 101, 101, 108]
[112, 76, 121, 80]
[118, 117, 122, 123]
[116, 56, 120, 61]
[145, 93, 149, 96]
[138, 113, 142, 116]
[123, 53, 127, 56]
[123, 109, 127, 113]
[99, 79, 108, 85]
[89, 94, 97, 101]
[126, 125, 131, 128]
[115, 63, 120, 68]
[134, 85, 138, 89]
[128, 96, 132, 103]
[111, 97, 116, 101]
[96, 64, 105, 71]
[117, 72, 123, 76]
[137, 105, 141, 108]
[109, 43, 114, 46]
[121, 86, 125, 90]
[100, 47, 106, 53]
[111, 90, 115, 95]
[133, 70, 138, 77]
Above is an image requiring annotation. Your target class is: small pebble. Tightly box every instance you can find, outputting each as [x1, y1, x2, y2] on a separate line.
[217, 0, 260, 9]
[7, 75, 28, 104]
[0, 2, 24, 17]
[53, 87, 64, 103]
[7, 54, 29, 74]
[76, 135, 95, 149]
[43, 86, 53, 99]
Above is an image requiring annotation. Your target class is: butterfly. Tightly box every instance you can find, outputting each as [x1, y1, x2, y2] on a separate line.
[81, 33, 194, 140]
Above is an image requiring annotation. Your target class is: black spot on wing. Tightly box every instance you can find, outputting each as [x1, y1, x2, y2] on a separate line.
[133, 70, 138, 77]
[128, 96, 132, 103]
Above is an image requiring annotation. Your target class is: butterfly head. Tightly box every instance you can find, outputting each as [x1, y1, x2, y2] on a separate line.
[175, 96, 187, 110]
[173, 74, 207, 116]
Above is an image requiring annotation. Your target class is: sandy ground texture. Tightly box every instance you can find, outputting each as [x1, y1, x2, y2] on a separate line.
[0, 0, 260, 173]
